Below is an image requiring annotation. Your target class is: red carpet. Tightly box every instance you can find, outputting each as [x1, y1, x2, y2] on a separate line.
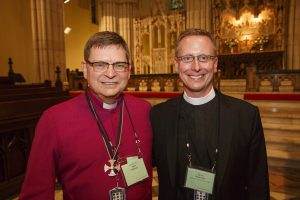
[244, 93, 300, 101]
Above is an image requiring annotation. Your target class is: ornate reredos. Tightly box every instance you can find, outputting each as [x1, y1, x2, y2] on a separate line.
[133, 0, 185, 74]
[213, 0, 286, 54]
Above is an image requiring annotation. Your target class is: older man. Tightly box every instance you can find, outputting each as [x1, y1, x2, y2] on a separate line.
[20, 31, 152, 200]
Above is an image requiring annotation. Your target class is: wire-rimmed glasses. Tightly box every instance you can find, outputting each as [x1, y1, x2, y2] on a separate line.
[86, 61, 129, 72]
[176, 54, 216, 63]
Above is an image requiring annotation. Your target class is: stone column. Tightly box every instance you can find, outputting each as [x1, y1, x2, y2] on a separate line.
[118, 1, 137, 60]
[30, 0, 65, 84]
[99, 0, 138, 56]
[99, 0, 116, 31]
[186, 0, 212, 32]
[287, 0, 300, 70]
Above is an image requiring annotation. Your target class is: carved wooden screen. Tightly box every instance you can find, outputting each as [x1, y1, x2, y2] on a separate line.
[133, 12, 185, 74]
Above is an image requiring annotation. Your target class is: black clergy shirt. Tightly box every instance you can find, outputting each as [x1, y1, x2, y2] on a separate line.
[176, 95, 219, 200]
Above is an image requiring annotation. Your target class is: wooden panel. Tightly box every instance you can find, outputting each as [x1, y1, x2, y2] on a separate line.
[0, 85, 71, 199]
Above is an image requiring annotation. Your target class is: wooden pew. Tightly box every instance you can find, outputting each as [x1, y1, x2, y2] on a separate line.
[0, 89, 69, 101]
[0, 84, 71, 200]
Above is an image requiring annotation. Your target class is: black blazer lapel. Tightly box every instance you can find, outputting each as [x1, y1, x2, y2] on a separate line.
[216, 92, 234, 193]
[166, 96, 182, 187]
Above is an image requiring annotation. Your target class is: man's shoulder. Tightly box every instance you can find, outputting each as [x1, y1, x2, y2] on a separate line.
[124, 93, 152, 108]
[44, 93, 85, 116]
[151, 96, 180, 112]
[219, 92, 258, 111]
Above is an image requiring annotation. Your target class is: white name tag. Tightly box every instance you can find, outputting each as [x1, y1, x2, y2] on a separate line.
[184, 166, 215, 194]
[121, 156, 149, 186]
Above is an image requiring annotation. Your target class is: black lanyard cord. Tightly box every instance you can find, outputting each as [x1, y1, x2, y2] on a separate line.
[123, 99, 142, 153]
[213, 93, 220, 172]
[85, 90, 123, 160]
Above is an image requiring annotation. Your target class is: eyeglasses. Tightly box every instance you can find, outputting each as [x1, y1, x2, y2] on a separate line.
[176, 54, 216, 63]
[86, 61, 129, 72]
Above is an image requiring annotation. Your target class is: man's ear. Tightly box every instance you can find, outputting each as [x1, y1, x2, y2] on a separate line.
[213, 57, 218, 73]
[81, 61, 88, 79]
[174, 59, 179, 73]
[128, 64, 131, 79]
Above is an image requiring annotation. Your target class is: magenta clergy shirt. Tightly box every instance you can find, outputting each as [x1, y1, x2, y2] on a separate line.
[19, 91, 153, 200]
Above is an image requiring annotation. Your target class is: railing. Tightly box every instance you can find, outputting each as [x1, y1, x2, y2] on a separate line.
[247, 70, 300, 92]
[67, 68, 300, 92]
[67, 71, 222, 92]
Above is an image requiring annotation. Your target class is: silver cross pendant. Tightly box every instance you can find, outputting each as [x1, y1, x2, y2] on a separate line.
[104, 159, 121, 176]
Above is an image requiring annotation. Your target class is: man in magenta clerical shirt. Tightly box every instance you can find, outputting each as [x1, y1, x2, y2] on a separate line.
[19, 31, 153, 200]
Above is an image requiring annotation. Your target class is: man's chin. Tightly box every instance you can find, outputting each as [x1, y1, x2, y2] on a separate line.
[104, 92, 122, 100]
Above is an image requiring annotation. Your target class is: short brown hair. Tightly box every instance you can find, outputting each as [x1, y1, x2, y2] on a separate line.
[175, 28, 217, 56]
[84, 31, 130, 62]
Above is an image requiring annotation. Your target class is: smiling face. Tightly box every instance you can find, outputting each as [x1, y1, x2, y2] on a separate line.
[82, 45, 130, 103]
[175, 35, 218, 98]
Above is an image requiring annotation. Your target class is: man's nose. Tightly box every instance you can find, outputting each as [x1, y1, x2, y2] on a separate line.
[104, 64, 116, 77]
[191, 58, 201, 71]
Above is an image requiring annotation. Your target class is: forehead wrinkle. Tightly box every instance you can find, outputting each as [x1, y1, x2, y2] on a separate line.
[89, 45, 127, 63]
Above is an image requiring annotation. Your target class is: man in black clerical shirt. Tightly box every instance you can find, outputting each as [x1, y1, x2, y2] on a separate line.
[150, 28, 270, 200]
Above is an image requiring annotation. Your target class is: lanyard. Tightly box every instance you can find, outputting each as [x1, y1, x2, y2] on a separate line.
[85, 90, 124, 160]
[85, 90, 142, 159]
[123, 99, 142, 154]
[183, 91, 220, 173]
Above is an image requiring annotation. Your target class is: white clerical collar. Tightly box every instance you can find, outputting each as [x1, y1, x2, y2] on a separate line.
[103, 102, 117, 110]
[183, 88, 216, 105]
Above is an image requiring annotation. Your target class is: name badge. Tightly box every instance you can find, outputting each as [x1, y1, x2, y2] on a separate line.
[184, 165, 215, 194]
[121, 156, 149, 186]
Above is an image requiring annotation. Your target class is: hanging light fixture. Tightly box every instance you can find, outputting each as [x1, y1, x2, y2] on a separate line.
[64, 27, 71, 34]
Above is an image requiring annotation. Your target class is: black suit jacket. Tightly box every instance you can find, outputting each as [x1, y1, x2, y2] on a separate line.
[150, 90, 270, 200]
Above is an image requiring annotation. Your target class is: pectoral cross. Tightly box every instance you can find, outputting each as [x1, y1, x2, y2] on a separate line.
[104, 159, 121, 176]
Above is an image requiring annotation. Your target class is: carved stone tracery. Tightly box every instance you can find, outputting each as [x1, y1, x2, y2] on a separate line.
[133, 1, 185, 74]
[212, 0, 287, 79]
[212, 0, 286, 54]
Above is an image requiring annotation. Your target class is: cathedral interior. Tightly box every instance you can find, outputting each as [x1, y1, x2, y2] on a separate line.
[0, 0, 299, 199]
